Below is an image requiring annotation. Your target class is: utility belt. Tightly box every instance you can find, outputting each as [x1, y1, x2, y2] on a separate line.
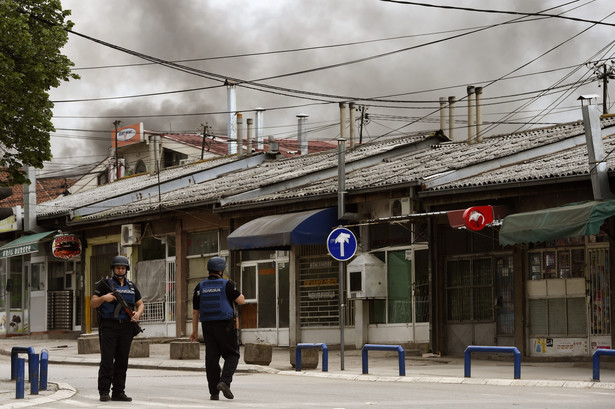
[102, 318, 133, 325]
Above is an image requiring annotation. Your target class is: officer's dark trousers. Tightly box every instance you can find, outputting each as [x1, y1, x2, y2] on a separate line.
[98, 320, 134, 394]
[202, 320, 240, 396]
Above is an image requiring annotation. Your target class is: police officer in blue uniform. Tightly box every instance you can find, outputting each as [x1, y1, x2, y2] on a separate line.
[91, 255, 144, 402]
[190, 257, 245, 400]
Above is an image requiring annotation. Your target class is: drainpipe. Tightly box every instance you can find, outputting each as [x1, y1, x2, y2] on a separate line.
[297, 114, 308, 155]
[246, 118, 253, 156]
[226, 81, 237, 155]
[448, 96, 456, 141]
[475, 87, 483, 143]
[579, 95, 613, 200]
[467, 86, 475, 144]
[255, 108, 265, 150]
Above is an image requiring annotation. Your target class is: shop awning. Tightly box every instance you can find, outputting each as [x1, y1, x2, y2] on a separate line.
[0, 231, 58, 258]
[499, 200, 615, 245]
[227, 208, 340, 250]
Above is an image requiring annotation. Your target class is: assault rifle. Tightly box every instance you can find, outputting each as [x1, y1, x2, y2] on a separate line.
[100, 278, 144, 336]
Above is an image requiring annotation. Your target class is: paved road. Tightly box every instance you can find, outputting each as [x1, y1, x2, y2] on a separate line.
[3, 359, 615, 409]
[1, 337, 615, 408]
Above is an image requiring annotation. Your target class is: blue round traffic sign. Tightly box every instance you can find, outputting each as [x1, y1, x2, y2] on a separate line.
[327, 227, 357, 261]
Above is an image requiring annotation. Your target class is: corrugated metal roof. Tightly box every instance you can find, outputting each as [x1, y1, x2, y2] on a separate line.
[38, 115, 615, 222]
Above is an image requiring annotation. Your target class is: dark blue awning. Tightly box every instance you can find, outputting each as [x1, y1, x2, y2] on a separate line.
[227, 208, 340, 250]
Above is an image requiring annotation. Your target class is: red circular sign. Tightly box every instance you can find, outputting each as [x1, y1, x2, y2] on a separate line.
[462, 206, 494, 231]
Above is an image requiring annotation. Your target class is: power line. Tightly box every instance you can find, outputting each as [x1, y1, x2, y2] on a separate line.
[380, 0, 615, 28]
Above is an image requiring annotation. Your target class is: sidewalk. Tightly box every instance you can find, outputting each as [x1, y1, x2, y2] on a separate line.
[1, 336, 615, 407]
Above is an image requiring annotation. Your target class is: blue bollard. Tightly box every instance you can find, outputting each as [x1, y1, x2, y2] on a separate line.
[361, 344, 405, 376]
[15, 357, 25, 399]
[295, 343, 329, 372]
[11, 346, 36, 380]
[592, 349, 615, 381]
[29, 353, 39, 395]
[40, 349, 49, 391]
[464, 345, 521, 379]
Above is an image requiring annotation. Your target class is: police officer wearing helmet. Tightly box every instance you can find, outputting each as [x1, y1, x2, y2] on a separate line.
[190, 256, 245, 400]
[90, 255, 144, 402]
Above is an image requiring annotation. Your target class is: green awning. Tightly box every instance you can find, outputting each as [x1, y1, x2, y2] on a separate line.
[499, 201, 615, 245]
[0, 231, 58, 258]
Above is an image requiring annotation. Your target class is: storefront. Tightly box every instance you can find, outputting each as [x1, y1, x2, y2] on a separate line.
[0, 231, 60, 335]
[500, 200, 615, 357]
[227, 208, 340, 347]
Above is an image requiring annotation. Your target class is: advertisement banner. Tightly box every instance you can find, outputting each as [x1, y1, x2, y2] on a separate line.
[113, 123, 143, 147]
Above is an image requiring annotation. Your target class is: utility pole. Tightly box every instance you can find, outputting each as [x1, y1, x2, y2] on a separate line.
[113, 120, 121, 180]
[591, 61, 615, 114]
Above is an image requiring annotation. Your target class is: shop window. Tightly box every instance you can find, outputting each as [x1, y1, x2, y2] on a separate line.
[528, 248, 584, 280]
[529, 297, 586, 336]
[370, 249, 429, 324]
[446, 258, 493, 322]
[589, 248, 611, 336]
[187, 230, 219, 256]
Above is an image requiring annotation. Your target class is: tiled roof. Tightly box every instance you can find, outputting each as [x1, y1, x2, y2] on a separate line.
[0, 174, 75, 207]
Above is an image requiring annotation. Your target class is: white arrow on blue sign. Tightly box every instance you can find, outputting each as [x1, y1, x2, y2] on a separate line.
[326, 227, 357, 261]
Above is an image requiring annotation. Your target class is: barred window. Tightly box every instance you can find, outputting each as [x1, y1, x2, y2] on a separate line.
[446, 258, 493, 322]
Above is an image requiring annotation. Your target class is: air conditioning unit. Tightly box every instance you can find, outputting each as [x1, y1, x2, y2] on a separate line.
[389, 197, 410, 217]
[121, 224, 141, 246]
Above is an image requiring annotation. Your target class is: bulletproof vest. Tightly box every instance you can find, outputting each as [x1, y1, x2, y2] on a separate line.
[98, 278, 137, 320]
[198, 278, 234, 322]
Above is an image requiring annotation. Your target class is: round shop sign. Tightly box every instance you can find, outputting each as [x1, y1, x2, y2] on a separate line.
[52, 234, 82, 260]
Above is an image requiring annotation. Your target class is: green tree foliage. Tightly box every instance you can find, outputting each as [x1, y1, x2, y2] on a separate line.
[0, 0, 78, 186]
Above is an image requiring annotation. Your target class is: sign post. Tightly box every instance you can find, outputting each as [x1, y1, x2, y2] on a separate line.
[327, 227, 357, 370]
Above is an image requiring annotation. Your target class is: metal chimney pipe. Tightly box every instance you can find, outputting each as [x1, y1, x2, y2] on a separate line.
[349, 102, 356, 148]
[255, 108, 264, 150]
[467, 86, 475, 144]
[246, 118, 253, 156]
[236, 113, 243, 156]
[448, 96, 456, 141]
[297, 114, 308, 155]
[268, 135, 278, 153]
[226, 82, 237, 155]
[475, 87, 483, 143]
[439, 97, 446, 132]
[580, 96, 613, 200]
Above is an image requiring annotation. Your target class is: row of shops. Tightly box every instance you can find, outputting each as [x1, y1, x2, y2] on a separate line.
[1, 110, 614, 359]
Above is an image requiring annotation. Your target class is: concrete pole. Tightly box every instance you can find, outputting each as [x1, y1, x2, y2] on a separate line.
[467, 86, 475, 144]
[448, 96, 456, 141]
[349, 102, 356, 148]
[236, 113, 243, 156]
[339, 102, 346, 142]
[439, 97, 446, 132]
[475, 87, 483, 143]
[255, 108, 265, 150]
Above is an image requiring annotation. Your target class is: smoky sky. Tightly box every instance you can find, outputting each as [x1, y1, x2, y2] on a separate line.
[47, 0, 615, 177]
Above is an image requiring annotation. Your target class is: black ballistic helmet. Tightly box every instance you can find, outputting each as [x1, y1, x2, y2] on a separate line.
[207, 256, 226, 273]
[110, 255, 130, 271]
